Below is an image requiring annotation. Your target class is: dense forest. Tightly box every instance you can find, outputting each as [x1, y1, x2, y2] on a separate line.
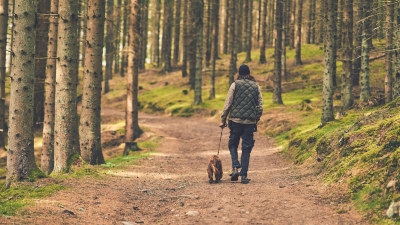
[0, 0, 399, 190]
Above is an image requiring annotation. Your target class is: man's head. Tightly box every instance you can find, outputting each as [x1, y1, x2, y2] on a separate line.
[238, 64, 250, 76]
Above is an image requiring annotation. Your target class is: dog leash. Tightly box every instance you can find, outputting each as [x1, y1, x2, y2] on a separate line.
[217, 128, 223, 155]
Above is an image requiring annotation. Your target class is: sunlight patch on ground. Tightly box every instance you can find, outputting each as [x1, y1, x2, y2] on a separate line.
[107, 170, 180, 179]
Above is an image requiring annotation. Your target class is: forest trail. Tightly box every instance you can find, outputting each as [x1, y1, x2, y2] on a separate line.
[2, 112, 369, 225]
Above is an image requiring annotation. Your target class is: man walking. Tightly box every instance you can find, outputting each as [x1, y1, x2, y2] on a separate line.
[219, 64, 263, 184]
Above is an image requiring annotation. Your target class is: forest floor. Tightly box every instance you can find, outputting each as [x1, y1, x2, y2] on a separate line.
[2, 109, 371, 224]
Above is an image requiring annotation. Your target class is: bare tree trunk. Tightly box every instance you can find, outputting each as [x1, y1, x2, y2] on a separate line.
[259, 0, 267, 64]
[80, 0, 105, 165]
[352, 0, 363, 87]
[340, 0, 353, 111]
[321, 0, 337, 125]
[244, 0, 252, 62]
[0, 0, 8, 150]
[113, 0, 122, 74]
[394, 1, 400, 98]
[6, 0, 38, 188]
[124, 0, 143, 155]
[151, 0, 161, 66]
[273, 0, 283, 104]
[294, 0, 302, 65]
[54, 0, 80, 173]
[173, 0, 181, 65]
[104, 0, 115, 94]
[139, 0, 149, 70]
[181, 0, 188, 77]
[360, 0, 371, 102]
[289, 0, 295, 49]
[385, 0, 394, 103]
[34, 0, 50, 127]
[223, 0, 229, 54]
[194, 0, 203, 105]
[228, 0, 237, 85]
[41, 0, 59, 175]
[161, 0, 174, 72]
[209, 0, 219, 100]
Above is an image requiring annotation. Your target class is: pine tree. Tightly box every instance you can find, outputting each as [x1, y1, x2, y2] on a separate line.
[6, 0, 38, 188]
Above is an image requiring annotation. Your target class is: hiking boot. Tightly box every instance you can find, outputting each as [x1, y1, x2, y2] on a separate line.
[241, 176, 251, 184]
[230, 168, 239, 181]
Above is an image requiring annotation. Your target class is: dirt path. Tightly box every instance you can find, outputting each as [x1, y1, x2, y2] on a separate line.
[2, 113, 369, 225]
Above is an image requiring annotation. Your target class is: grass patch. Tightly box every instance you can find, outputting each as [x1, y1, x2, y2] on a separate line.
[0, 184, 65, 216]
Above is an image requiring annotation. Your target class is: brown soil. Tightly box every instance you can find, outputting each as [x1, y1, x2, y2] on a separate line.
[2, 111, 370, 225]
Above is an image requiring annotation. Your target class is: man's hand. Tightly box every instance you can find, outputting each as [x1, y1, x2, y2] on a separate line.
[219, 123, 226, 129]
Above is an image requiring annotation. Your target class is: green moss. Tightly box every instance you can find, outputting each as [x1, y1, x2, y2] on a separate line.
[0, 183, 65, 216]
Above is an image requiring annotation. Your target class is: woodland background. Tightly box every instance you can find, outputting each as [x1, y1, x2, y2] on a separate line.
[1, 0, 400, 223]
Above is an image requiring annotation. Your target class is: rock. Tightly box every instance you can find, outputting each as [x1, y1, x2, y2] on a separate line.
[386, 201, 400, 218]
[186, 210, 199, 216]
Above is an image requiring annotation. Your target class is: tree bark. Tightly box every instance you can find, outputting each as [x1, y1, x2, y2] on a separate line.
[340, 0, 353, 111]
[194, 0, 204, 105]
[41, 0, 59, 175]
[359, 0, 371, 102]
[54, 0, 80, 173]
[6, 0, 38, 187]
[34, 0, 50, 127]
[173, 0, 181, 65]
[321, 0, 337, 125]
[228, 0, 237, 85]
[161, 0, 174, 72]
[209, 0, 219, 100]
[124, 0, 143, 155]
[104, 0, 115, 94]
[0, 0, 8, 150]
[295, 0, 302, 65]
[394, 1, 400, 98]
[80, 0, 106, 165]
[273, 0, 283, 104]
[259, 0, 267, 64]
[385, 0, 394, 103]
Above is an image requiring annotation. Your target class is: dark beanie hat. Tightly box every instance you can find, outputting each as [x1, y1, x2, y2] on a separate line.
[238, 64, 250, 76]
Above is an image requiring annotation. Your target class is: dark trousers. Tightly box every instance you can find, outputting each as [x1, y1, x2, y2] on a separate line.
[228, 121, 256, 177]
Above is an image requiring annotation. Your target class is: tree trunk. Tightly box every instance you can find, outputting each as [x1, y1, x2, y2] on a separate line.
[340, 0, 353, 111]
[188, 0, 197, 89]
[273, 0, 283, 104]
[223, 0, 229, 54]
[321, 0, 337, 125]
[124, 0, 143, 155]
[34, 0, 50, 127]
[244, 0, 252, 62]
[41, 0, 59, 175]
[385, 0, 394, 103]
[209, 0, 219, 100]
[0, 0, 8, 150]
[228, 0, 237, 85]
[360, 0, 371, 102]
[54, 0, 80, 173]
[295, 0, 302, 65]
[161, 0, 174, 72]
[353, 0, 363, 87]
[152, 0, 161, 66]
[104, 0, 115, 94]
[259, 0, 267, 64]
[289, 0, 295, 49]
[80, 0, 105, 165]
[394, 1, 400, 98]
[113, 0, 122, 74]
[139, 0, 149, 70]
[6, 0, 38, 188]
[173, 0, 181, 65]
[181, 0, 188, 77]
[193, 0, 203, 105]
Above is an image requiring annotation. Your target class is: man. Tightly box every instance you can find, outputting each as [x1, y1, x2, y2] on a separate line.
[219, 64, 263, 184]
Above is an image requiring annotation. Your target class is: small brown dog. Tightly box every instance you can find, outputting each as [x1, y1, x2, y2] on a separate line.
[207, 155, 223, 183]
